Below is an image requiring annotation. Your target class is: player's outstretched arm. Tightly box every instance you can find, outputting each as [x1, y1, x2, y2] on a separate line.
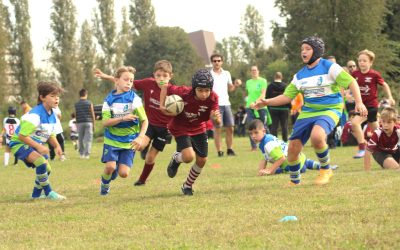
[94, 68, 115, 83]
[265, 156, 286, 175]
[364, 150, 372, 171]
[381, 82, 395, 106]
[257, 159, 268, 176]
[251, 95, 292, 110]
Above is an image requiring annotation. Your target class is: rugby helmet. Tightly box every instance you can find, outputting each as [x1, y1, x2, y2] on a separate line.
[302, 36, 325, 65]
[192, 69, 214, 90]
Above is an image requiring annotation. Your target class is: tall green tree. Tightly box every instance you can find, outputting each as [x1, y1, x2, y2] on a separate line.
[240, 5, 266, 65]
[49, 0, 82, 108]
[93, 0, 117, 91]
[79, 20, 96, 93]
[125, 26, 203, 84]
[0, 2, 12, 107]
[115, 7, 131, 67]
[129, 0, 155, 36]
[274, 0, 392, 71]
[10, 0, 35, 103]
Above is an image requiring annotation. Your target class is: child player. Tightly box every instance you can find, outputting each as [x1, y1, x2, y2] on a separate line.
[248, 119, 333, 176]
[0, 107, 20, 166]
[99, 66, 148, 195]
[9, 82, 66, 200]
[252, 36, 367, 186]
[95, 60, 173, 186]
[160, 69, 221, 195]
[364, 107, 400, 170]
[351, 49, 395, 158]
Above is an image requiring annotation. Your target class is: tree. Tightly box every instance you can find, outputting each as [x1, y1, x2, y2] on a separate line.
[9, 0, 36, 103]
[125, 26, 203, 85]
[274, 0, 392, 71]
[79, 20, 97, 93]
[93, 0, 117, 91]
[49, 0, 82, 108]
[240, 5, 266, 64]
[115, 7, 131, 68]
[129, 0, 155, 36]
[0, 2, 12, 106]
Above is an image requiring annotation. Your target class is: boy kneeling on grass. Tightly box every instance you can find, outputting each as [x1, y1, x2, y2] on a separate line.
[248, 119, 336, 176]
[364, 107, 400, 170]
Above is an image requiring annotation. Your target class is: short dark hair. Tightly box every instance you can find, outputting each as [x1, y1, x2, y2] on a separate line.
[248, 119, 265, 131]
[37, 81, 64, 104]
[210, 53, 224, 62]
[79, 89, 88, 97]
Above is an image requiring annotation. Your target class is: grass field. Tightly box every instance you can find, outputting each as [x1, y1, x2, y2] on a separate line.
[0, 137, 399, 249]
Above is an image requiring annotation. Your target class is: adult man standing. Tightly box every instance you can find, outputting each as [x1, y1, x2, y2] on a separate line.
[210, 53, 241, 157]
[74, 89, 95, 159]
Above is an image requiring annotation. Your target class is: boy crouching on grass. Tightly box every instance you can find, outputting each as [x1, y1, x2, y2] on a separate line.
[100, 66, 148, 195]
[9, 82, 66, 200]
[364, 107, 400, 170]
[248, 119, 336, 176]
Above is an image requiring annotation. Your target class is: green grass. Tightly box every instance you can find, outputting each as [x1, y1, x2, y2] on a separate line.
[0, 137, 399, 249]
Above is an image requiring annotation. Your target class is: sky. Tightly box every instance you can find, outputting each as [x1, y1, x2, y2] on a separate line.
[11, 0, 284, 68]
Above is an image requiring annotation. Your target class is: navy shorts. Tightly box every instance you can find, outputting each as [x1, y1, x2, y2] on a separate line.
[101, 144, 135, 168]
[13, 144, 49, 168]
[290, 116, 337, 145]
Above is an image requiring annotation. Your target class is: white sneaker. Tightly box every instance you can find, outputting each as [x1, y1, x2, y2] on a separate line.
[60, 155, 66, 161]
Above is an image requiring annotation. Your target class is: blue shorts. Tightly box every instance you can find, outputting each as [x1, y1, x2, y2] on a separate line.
[101, 144, 135, 168]
[290, 116, 337, 145]
[13, 144, 49, 168]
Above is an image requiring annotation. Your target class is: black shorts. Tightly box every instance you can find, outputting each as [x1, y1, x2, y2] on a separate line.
[366, 107, 378, 123]
[372, 150, 400, 168]
[145, 124, 172, 152]
[175, 133, 208, 158]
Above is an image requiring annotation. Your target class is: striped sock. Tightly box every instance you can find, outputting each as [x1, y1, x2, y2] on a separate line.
[101, 173, 112, 185]
[36, 164, 52, 196]
[31, 178, 43, 198]
[315, 145, 330, 170]
[184, 163, 203, 188]
[288, 158, 301, 184]
[305, 159, 320, 170]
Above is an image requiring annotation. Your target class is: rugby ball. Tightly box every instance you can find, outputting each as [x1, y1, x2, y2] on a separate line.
[165, 95, 184, 115]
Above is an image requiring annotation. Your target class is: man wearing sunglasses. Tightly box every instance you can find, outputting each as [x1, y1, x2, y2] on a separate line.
[209, 53, 241, 157]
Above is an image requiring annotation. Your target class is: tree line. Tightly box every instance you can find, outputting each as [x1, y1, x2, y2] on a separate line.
[0, 0, 399, 114]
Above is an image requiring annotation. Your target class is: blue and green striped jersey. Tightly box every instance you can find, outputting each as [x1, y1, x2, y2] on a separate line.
[102, 90, 147, 149]
[9, 104, 57, 152]
[284, 59, 354, 123]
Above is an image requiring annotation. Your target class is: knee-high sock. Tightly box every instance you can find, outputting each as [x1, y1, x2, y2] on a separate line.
[31, 178, 43, 198]
[288, 158, 301, 184]
[4, 152, 10, 166]
[305, 159, 320, 170]
[315, 145, 330, 170]
[139, 163, 154, 182]
[35, 163, 52, 196]
[101, 173, 112, 184]
[184, 163, 203, 188]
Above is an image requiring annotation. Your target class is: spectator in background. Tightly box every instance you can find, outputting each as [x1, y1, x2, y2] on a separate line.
[245, 65, 268, 151]
[209, 53, 241, 157]
[234, 105, 247, 137]
[341, 110, 358, 146]
[266, 72, 290, 142]
[20, 101, 32, 115]
[327, 55, 336, 63]
[68, 113, 79, 150]
[74, 89, 95, 159]
[344, 60, 358, 112]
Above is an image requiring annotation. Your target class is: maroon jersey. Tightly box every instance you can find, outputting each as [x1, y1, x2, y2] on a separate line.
[341, 121, 352, 144]
[134, 78, 172, 127]
[167, 85, 219, 137]
[352, 69, 384, 108]
[367, 125, 400, 154]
